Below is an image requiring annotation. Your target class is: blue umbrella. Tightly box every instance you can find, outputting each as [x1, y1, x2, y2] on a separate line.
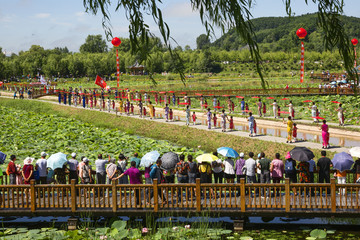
[47, 152, 68, 170]
[140, 151, 160, 168]
[330, 81, 337, 85]
[341, 80, 347, 84]
[0, 151, 6, 164]
[217, 147, 239, 158]
[332, 152, 354, 172]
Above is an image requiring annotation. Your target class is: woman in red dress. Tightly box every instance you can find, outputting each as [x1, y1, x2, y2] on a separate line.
[22, 157, 34, 184]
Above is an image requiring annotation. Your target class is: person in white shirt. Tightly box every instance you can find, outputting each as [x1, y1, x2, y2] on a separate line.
[36, 152, 48, 184]
[272, 100, 278, 118]
[223, 157, 235, 183]
[95, 154, 109, 184]
[244, 152, 256, 183]
[336, 103, 344, 126]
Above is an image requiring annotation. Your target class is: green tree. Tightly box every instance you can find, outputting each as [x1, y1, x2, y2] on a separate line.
[80, 34, 108, 53]
[196, 34, 210, 50]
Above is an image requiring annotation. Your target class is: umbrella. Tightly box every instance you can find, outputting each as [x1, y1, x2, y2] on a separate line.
[195, 93, 202, 96]
[217, 147, 239, 158]
[278, 111, 290, 114]
[160, 152, 179, 171]
[47, 152, 68, 170]
[214, 106, 223, 109]
[236, 96, 244, 99]
[330, 81, 337, 85]
[331, 101, 341, 104]
[208, 94, 215, 96]
[341, 80, 347, 84]
[312, 116, 325, 120]
[252, 96, 260, 99]
[332, 152, 354, 172]
[201, 104, 208, 107]
[168, 91, 175, 93]
[0, 151, 6, 164]
[179, 102, 189, 105]
[303, 100, 312, 103]
[159, 91, 166, 94]
[349, 147, 360, 158]
[266, 97, 275, 99]
[281, 98, 289, 100]
[140, 151, 160, 167]
[289, 147, 314, 162]
[180, 92, 186, 94]
[222, 94, 230, 97]
[196, 154, 219, 163]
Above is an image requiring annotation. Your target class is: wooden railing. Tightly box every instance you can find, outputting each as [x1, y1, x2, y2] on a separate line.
[1, 178, 360, 216]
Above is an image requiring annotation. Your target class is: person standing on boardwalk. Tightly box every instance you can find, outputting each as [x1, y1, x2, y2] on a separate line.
[7, 155, 19, 185]
[117, 154, 129, 184]
[106, 158, 118, 184]
[317, 151, 332, 183]
[257, 99, 262, 117]
[240, 98, 245, 115]
[68, 91, 72, 106]
[352, 157, 360, 183]
[270, 153, 284, 196]
[283, 116, 293, 143]
[22, 157, 34, 185]
[149, 159, 167, 204]
[213, 113, 217, 128]
[130, 153, 141, 169]
[258, 152, 271, 196]
[272, 100, 277, 118]
[213, 96, 217, 111]
[223, 157, 235, 183]
[138, 100, 143, 118]
[235, 152, 246, 184]
[36, 152, 48, 184]
[95, 154, 108, 185]
[336, 103, 344, 126]
[187, 155, 198, 184]
[319, 120, 330, 149]
[176, 154, 190, 202]
[68, 152, 79, 184]
[247, 112, 255, 137]
[58, 92, 62, 104]
[172, 93, 176, 107]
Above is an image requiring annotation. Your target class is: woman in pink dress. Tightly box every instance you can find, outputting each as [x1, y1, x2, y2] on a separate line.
[319, 120, 329, 149]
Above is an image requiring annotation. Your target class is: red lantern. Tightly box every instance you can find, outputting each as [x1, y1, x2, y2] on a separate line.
[296, 28, 307, 39]
[111, 37, 121, 47]
[351, 38, 358, 46]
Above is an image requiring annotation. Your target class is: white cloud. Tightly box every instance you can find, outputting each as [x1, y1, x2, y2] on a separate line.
[75, 11, 86, 17]
[35, 13, 50, 19]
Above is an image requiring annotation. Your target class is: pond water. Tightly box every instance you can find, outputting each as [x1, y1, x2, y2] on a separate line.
[155, 114, 360, 148]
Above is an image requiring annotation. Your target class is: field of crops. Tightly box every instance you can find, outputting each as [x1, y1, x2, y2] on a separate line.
[0, 106, 199, 169]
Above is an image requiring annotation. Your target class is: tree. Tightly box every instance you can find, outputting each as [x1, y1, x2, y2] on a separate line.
[79, 34, 108, 53]
[196, 34, 210, 50]
[83, 0, 357, 88]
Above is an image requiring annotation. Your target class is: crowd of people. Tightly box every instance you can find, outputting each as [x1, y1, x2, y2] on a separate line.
[5, 150, 360, 195]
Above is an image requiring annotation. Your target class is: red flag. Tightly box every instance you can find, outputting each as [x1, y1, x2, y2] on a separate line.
[95, 75, 107, 89]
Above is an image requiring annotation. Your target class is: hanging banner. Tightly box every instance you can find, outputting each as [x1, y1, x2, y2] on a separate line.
[300, 41, 305, 83]
[116, 49, 120, 88]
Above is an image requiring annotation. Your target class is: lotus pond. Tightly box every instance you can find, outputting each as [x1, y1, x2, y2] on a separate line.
[1, 219, 360, 240]
[0, 106, 202, 169]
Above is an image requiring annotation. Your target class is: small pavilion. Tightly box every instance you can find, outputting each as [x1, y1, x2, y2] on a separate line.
[127, 61, 145, 75]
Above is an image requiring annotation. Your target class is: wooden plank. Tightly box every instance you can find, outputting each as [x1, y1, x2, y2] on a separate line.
[331, 178, 336, 212]
[30, 180, 36, 212]
[71, 180, 76, 212]
[153, 179, 158, 212]
[240, 178, 245, 212]
[285, 178, 290, 212]
[112, 180, 117, 212]
[196, 179, 201, 212]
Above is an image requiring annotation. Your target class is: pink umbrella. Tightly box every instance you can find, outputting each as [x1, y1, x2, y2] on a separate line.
[331, 101, 341, 104]
[195, 93, 202, 96]
[303, 100, 312, 103]
[312, 116, 325, 120]
[208, 94, 215, 96]
[236, 96, 244, 99]
[179, 102, 189, 105]
[278, 111, 290, 114]
[180, 92, 186, 94]
[214, 106, 224, 109]
[281, 98, 289, 100]
[252, 96, 260, 99]
[266, 97, 275, 99]
[222, 94, 230, 97]
[159, 91, 166, 94]
[168, 91, 175, 93]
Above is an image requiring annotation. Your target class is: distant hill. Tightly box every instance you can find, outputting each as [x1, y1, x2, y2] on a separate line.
[211, 13, 360, 52]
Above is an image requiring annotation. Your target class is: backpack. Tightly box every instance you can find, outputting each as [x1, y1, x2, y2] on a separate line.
[189, 162, 198, 174]
[285, 160, 294, 174]
[149, 165, 158, 179]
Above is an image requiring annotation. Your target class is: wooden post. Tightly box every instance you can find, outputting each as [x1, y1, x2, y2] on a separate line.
[240, 178, 245, 212]
[70, 179, 76, 212]
[112, 180, 117, 212]
[196, 178, 201, 212]
[153, 179, 158, 213]
[285, 178, 290, 212]
[30, 180, 36, 212]
[330, 178, 336, 213]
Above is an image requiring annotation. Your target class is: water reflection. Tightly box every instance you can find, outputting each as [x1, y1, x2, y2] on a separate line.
[154, 113, 359, 148]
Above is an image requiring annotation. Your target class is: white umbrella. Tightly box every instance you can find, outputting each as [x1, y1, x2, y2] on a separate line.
[350, 147, 360, 158]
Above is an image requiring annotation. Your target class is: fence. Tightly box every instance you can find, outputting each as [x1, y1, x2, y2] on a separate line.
[1, 178, 360, 216]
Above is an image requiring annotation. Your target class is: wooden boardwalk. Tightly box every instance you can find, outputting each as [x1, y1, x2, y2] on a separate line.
[1, 179, 360, 217]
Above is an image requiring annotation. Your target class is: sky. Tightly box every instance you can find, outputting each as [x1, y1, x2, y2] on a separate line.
[1, 0, 360, 55]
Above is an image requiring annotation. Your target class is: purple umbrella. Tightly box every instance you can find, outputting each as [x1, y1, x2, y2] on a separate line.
[332, 152, 354, 172]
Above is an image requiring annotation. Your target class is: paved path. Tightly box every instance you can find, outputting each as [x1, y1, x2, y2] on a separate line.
[0, 95, 353, 153]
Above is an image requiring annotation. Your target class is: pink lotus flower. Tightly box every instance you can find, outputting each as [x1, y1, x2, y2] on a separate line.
[142, 227, 148, 234]
[184, 225, 191, 229]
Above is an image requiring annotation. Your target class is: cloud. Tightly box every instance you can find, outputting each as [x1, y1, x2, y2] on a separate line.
[35, 13, 50, 19]
[75, 11, 86, 17]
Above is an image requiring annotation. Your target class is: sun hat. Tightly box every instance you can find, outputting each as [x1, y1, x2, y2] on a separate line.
[258, 153, 261, 158]
[239, 152, 245, 158]
[24, 157, 34, 165]
[83, 157, 89, 163]
[285, 152, 291, 160]
[71, 152, 76, 158]
[41, 152, 48, 157]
